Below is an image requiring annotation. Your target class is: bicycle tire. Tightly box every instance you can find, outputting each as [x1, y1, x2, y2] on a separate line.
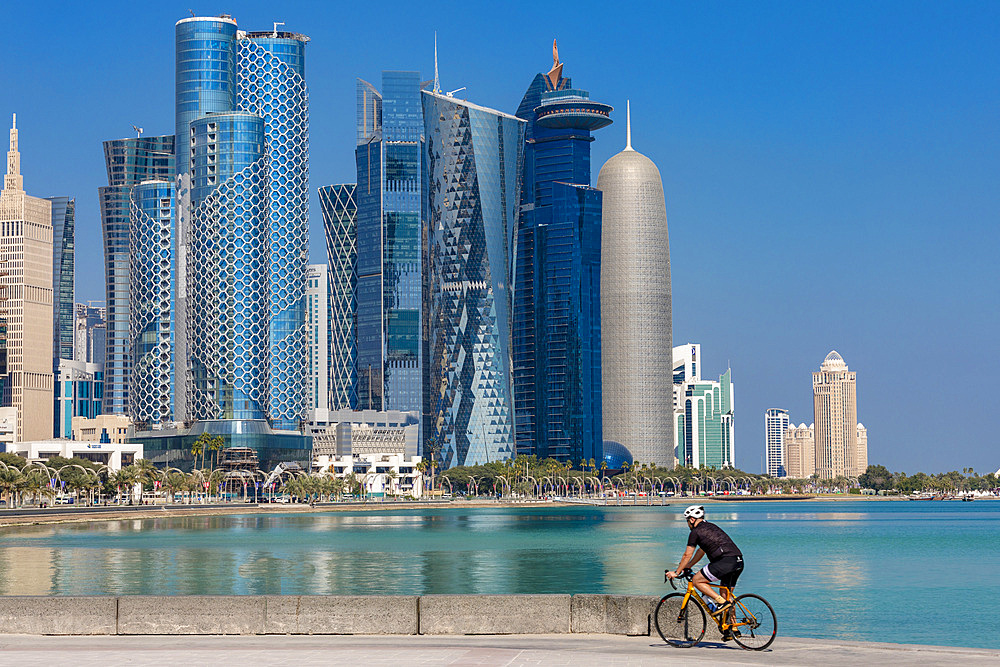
[654, 593, 706, 647]
[730, 593, 777, 650]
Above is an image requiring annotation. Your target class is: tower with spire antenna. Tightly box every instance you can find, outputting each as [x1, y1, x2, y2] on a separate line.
[596, 102, 675, 468]
[512, 42, 612, 464]
[0, 114, 55, 441]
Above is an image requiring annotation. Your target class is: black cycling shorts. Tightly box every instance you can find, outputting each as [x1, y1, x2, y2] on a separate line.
[701, 555, 744, 589]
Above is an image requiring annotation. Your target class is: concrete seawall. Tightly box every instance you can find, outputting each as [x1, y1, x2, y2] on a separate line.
[0, 594, 686, 636]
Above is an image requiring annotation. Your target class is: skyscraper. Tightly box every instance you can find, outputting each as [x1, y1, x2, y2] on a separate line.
[128, 180, 176, 426]
[187, 112, 269, 421]
[0, 114, 54, 441]
[305, 264, 329, 413]
[173, 15, 238, 422]
[765, 408, 789, 477]
[675, 368, 735, 468]
[597, 105, 673, 467]
[74, 302, 106, 365]
[784, 422, 815, 479]
[238, 29, 310, 430]
[354, 72, 424, 415]
[513, 43, 609, 464]
[319, 183, 358, 410]
[47, 196, 75, 363]
[98, 134, 175, 415]
[174, 16, 309, 429]
[422, 89, 525, 467]
[813, 350, 867, 479]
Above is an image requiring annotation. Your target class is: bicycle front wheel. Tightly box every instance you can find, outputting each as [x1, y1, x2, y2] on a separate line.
[654, 593, 706, 647]
[730, 593, 777, 650]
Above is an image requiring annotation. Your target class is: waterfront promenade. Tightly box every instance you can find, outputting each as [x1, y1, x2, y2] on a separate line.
[2, 634, 997, 666]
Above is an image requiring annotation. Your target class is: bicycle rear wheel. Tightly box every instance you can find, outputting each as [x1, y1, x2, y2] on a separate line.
[730, 593, 777, 650]
[654, 593, 706, 647]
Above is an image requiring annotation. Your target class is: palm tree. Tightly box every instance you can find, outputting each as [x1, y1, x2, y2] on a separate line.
[386, 469, 398, 498]
[208, 435, 225, 470]
[191, 437, 205, 471]
[0, 466, 26, 508]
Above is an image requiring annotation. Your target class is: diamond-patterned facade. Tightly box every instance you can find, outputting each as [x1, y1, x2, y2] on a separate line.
[319, 183, 358, 410]
[422, 91, 525, 468]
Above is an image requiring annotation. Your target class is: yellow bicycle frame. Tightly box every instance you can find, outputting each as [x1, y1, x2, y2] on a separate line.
[678, 579, 756, 633]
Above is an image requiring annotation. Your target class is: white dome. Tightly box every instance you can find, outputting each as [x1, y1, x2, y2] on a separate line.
[821, 350, 847, 370]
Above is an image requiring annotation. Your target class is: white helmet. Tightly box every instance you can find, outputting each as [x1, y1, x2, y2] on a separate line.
[683, 505, 705, 519]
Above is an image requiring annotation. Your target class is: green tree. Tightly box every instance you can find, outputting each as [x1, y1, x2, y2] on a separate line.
[858, 464, 893, 491]
[191, 434, 208, 471]
[208, 436, 225, 470]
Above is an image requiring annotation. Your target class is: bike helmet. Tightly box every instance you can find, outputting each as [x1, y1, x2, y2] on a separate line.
[683, 505, 705, 519]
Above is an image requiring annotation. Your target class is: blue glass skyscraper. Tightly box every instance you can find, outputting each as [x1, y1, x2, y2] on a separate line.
[513, 45, 611, 464]
[99, 135, 175, 415]
[173, 16, 309, 428]
[354, 72, 425, 416]
[238, 30, 310, 430]
[128, 180, 176, 425]
[46, 196, 75, 363]
[174, 15, 238, 422]
[422, 90, 525, 467]
[188, 112, 269, 420]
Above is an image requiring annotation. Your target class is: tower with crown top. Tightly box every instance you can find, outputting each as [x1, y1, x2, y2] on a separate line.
[0, 114, 54, 441]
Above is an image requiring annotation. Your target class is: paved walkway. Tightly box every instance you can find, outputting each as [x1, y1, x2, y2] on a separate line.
[1, 634, 997, 666]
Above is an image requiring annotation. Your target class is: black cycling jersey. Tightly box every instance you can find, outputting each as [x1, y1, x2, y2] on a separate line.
[686, 520, 743, 562]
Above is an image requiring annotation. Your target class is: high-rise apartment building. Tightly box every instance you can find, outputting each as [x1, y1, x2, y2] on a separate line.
[784, 422, 815, 479]
[354, 72, 424, 415]
[422, 89, 525, 467]
[813, 350, 867, 479]
[237, 29, 310, 430]
[597, 106, 673, 467]
[513, 44, 609, 464]
[128, 180, 176, 426]
[305, 264, 329, 413]
[319, 183, 358, 410]
[765, 408, 789, 477]
[675, 368, 735, 468]
[47, 196, 75, 362]
[74, 302, 106, 365]
[0, 115, 54, 441]
[54, 359, 103, 439]
[98, 135, 175, 415]
[174, 16, 309, 430]
[187, 111, 269, 421]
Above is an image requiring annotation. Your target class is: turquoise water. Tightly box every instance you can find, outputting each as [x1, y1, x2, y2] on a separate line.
[1, 500, 997, 648]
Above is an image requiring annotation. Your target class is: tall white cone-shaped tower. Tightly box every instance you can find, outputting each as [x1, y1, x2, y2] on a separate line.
[596, 101, 674, 467]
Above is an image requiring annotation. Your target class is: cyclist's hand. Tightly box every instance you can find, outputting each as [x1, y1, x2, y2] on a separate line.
[665, 569, 678, 580]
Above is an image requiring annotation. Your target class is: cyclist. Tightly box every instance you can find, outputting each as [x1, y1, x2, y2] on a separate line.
[666, 505, 744, 626]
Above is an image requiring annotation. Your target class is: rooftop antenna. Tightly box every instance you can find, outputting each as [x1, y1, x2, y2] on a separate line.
[132, 125, 143, 139]
[433, 32, 440, 94]
[189, 9, 195, 17]
[11, 113, 15, 129]
[446, 87, 466, 97]
[625, 100, 633, 151]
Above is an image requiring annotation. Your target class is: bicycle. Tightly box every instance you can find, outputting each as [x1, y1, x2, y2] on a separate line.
[654, 569, 777, 650]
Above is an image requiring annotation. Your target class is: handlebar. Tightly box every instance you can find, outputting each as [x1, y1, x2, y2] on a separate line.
[665, 568, 693, 590]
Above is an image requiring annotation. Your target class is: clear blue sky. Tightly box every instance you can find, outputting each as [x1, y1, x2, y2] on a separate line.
[3, 1, 998, 474]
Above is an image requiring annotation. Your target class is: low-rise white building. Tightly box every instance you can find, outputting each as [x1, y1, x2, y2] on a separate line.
[6, 439, 143, 470]
[307, 409, 423, 497]
[314, 452, 423, 498]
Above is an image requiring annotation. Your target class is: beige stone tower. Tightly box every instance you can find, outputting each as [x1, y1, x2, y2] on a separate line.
[812, 351, 866, 479]
[0, 114, 53, 441]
